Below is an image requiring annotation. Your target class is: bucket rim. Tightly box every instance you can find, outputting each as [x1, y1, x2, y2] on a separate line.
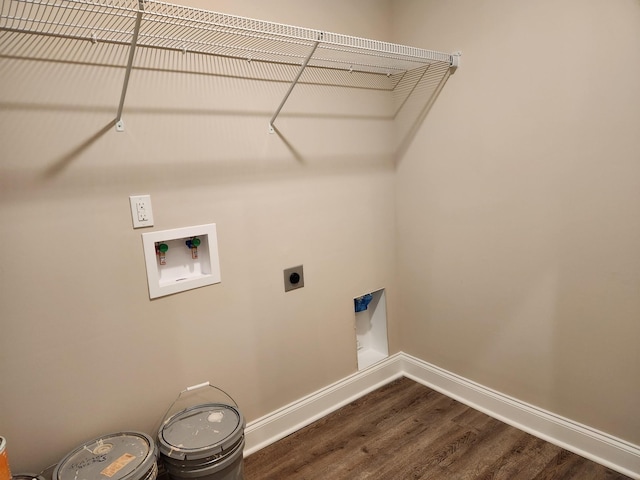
[12, 474, 46, 480]
[159, 403, 244, 461]
[53, 431, 157, 480]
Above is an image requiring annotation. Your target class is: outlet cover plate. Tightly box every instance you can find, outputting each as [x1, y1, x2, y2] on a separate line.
[284, 265, 304, 292]
[130, 195, 154, 229]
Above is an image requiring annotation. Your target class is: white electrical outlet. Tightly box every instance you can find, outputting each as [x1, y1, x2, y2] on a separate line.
[129, 195, 154, 228]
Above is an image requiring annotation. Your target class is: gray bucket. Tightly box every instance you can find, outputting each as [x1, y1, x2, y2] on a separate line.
[13, 474, 46, 480]
[53, 432, 158, 480]
[158, 403, 244, 480]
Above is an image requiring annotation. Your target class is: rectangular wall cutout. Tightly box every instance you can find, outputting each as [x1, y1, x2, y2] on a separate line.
[142, 224, 221, 299]
[355, 289, 389, 370]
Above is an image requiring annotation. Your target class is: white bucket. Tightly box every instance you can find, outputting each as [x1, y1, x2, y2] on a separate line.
[54, 432, 158, 480]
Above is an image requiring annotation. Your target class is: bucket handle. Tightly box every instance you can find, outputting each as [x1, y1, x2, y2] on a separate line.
[180, 382, 238, 406]
[156, 381, 239, 433]
[185, 381, 211, 392]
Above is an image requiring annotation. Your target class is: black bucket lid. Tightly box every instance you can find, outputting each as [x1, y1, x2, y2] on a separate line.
[158, 403, 244, 461]
[54, 432, 157, 480]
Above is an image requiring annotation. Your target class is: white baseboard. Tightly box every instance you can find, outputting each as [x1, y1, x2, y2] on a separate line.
[398, 353, 640, 479]
[244, 352, 640, 479]
[243, 353, 404, 456]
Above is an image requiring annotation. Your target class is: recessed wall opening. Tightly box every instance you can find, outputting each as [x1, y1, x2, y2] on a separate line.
[354, 288, 389, 370]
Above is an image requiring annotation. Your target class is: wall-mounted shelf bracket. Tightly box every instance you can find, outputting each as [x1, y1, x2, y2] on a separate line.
[268, 33, 323, 134]
[114, 0, 144, 132]
[450, 51, 462, 71]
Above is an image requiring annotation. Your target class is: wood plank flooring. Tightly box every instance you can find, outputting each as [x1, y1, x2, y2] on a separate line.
[244, 377, 632, 479]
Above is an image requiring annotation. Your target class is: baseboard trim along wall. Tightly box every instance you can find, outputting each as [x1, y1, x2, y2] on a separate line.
[243, 355, 404, 456]
[243, 352, 640, 479]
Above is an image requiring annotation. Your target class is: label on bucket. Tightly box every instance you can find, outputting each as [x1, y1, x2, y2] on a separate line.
[101, 454, 136, 478]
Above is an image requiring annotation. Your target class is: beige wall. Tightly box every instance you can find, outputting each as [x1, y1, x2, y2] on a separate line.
[2, 0, 639, 473]
[0, 0, 398, 471]
[393, 0, 640, 446]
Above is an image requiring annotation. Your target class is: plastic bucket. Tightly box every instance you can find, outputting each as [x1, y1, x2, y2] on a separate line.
[0, 437, 11, 480]
[53, 432, 158, 480]
[13, 474, 46, 480]
[161, 437, 244, 480]
[158, 403, 244, 480]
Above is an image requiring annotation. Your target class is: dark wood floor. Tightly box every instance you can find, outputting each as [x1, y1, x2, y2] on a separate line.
[244, 377, 631, 479]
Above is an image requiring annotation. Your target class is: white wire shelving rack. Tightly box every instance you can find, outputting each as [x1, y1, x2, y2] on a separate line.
[0, 0, 460, 132]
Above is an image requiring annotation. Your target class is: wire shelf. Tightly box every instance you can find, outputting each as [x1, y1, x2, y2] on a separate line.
[1, 0, 453, 73]
[0, 0, 457, 131]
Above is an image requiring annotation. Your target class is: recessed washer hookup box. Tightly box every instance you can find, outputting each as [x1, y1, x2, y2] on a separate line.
[142, 224, 221, 299]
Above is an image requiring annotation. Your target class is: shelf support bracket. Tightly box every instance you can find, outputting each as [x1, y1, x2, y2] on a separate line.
[115, 0, 145, 132]
[269, 36, 322, 134]
[449, 51, 462, 72]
